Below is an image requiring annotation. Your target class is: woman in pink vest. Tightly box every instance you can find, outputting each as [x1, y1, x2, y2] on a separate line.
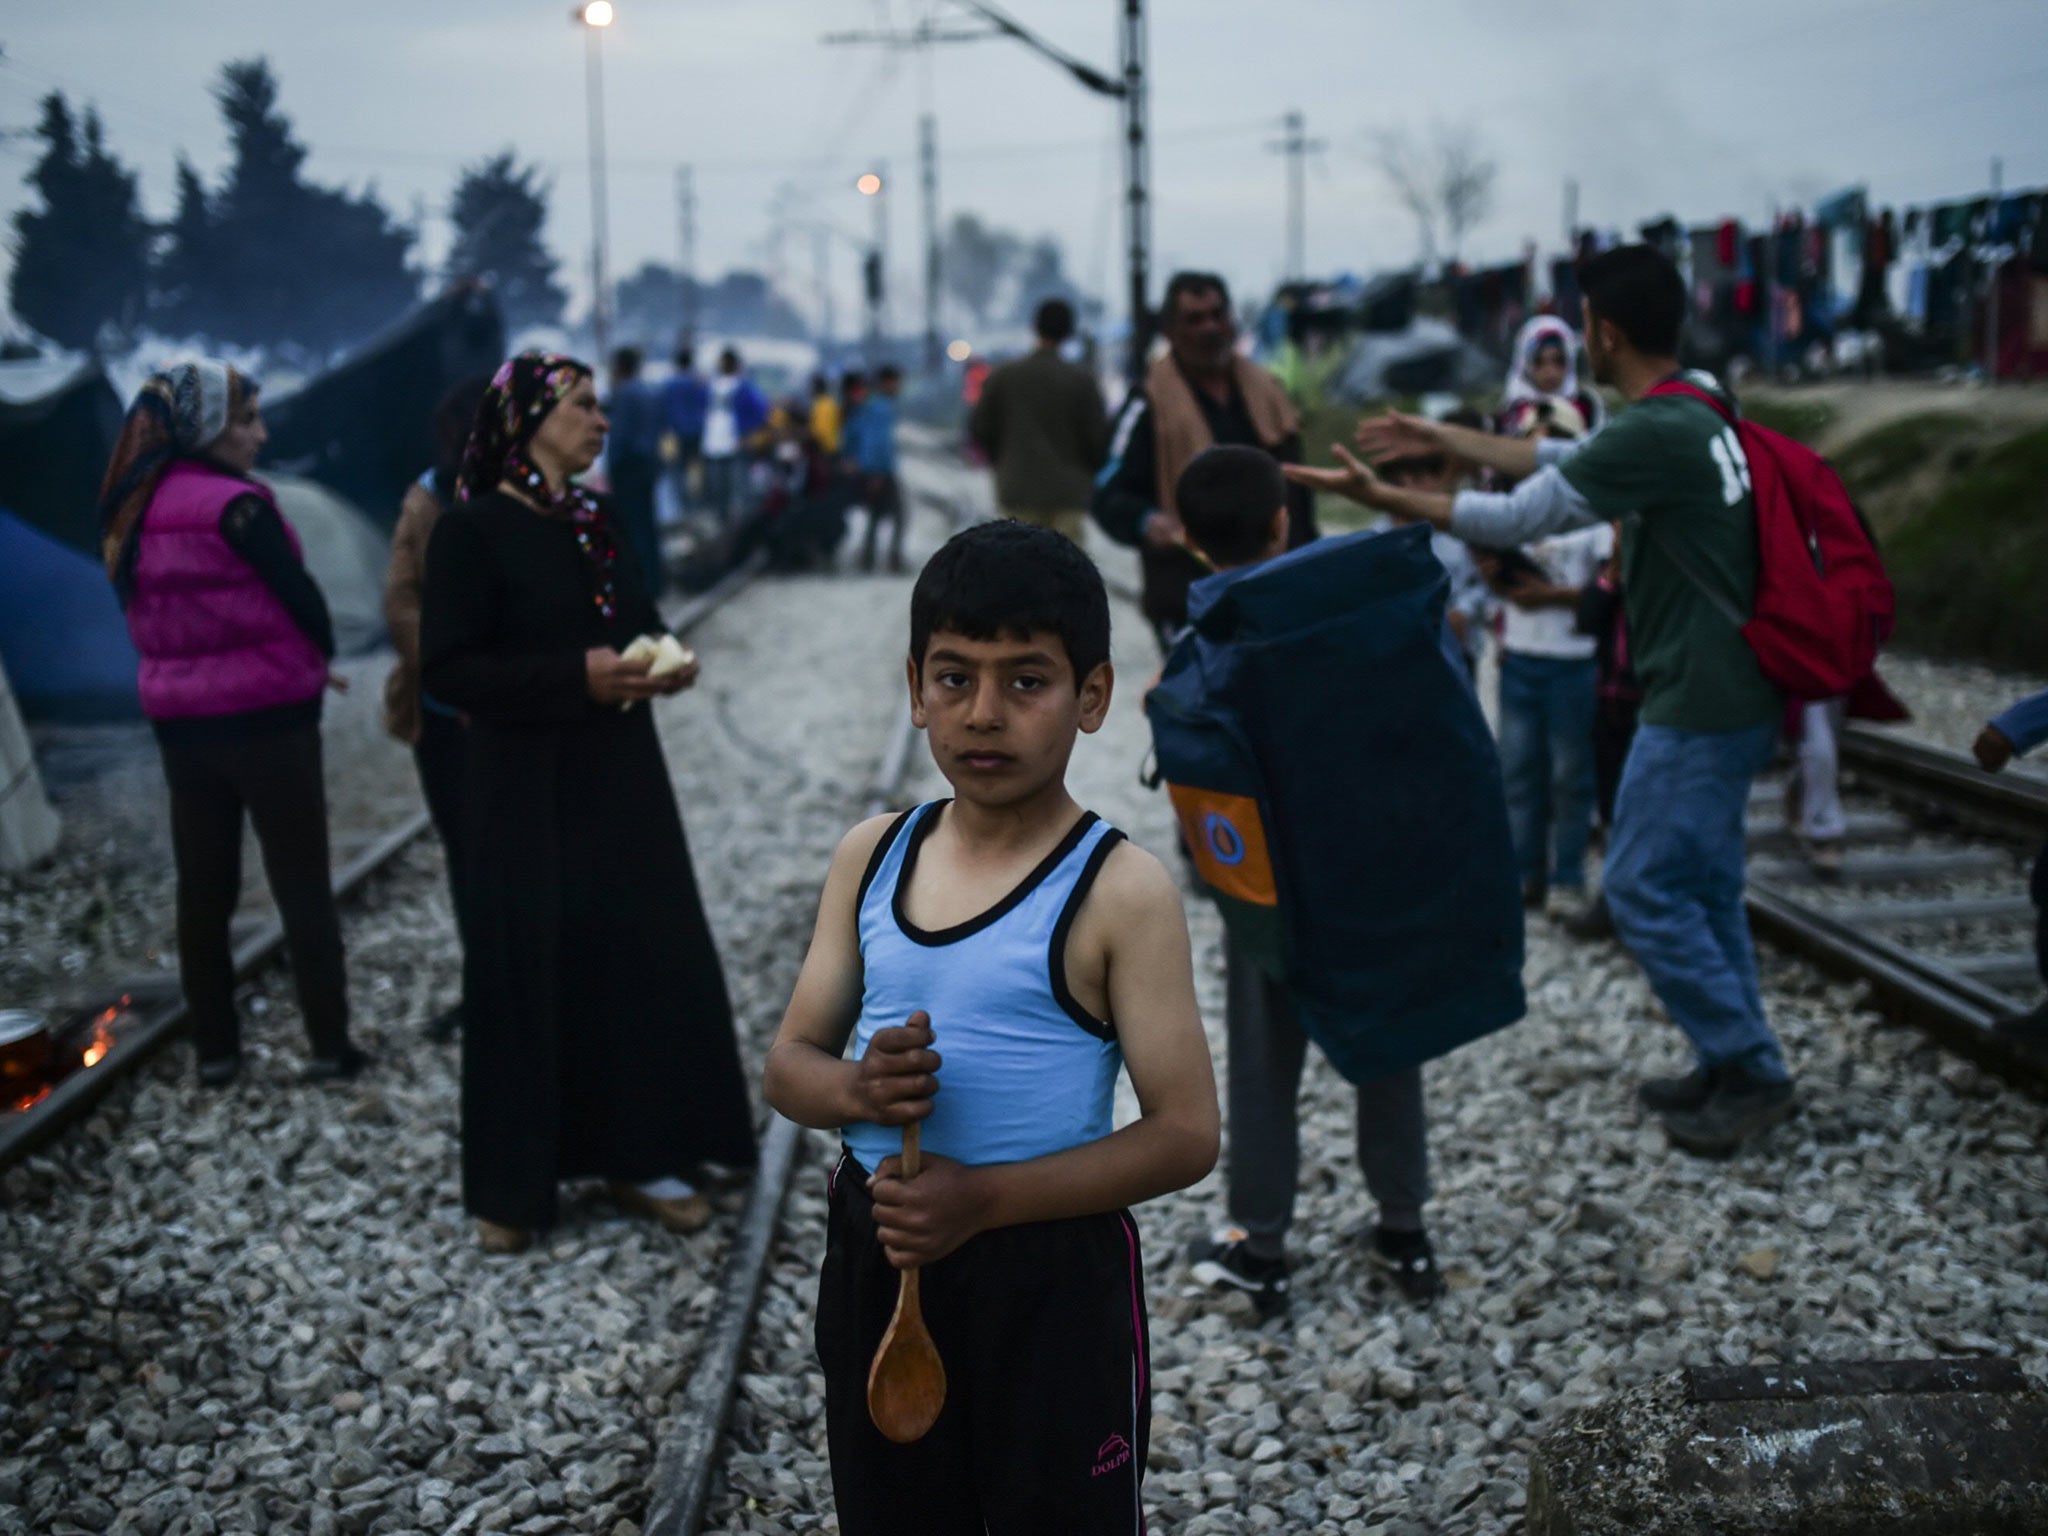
[99, 359, 367, 1087]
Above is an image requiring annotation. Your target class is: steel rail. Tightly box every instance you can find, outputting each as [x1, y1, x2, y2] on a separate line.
[1840, 725, 2048, 840]
[1746, 881, 2047, 1096]
[644, 702, 922, 1536]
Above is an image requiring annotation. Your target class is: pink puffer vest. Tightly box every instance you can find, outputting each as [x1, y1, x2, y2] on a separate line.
[125, 461, 328, 721]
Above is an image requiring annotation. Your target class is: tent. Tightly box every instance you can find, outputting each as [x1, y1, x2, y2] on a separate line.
[265, 473, 391, 657]
[0, 507, 140, 722]
[0, 476, 388, 724]
[0, 359, 125, 555]
[263, 280, 505, 528]
[1329, 317, 1501, 403]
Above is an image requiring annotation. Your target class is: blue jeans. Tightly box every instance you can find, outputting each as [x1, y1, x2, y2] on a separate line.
[1604, 720, 1789, 1081]
[1498, 652, 1598, 890]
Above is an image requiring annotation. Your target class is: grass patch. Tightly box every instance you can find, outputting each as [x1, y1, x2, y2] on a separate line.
[1738, 394, 1836, 444]
[1831, 411, 1978, 498]
[1881, 422, 2048, 670]
[1296, 401, 1373, 469]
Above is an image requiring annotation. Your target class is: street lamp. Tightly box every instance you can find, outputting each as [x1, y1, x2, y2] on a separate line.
[857, 167, 888, 363]
[574, 3, 615, 359]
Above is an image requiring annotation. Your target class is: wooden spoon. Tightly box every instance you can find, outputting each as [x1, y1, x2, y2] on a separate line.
[866, 1121, 948, 1443]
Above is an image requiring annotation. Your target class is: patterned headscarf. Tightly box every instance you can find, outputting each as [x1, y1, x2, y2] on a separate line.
[99, 358, 255, 602]
[457, 350, 621, 621]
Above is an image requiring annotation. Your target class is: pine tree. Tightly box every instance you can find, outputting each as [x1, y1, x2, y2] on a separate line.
[169, 58, 417, 355]
[447, 152, 566, 331]
[8, 93, 152, 349]
[151, 159, 222, 337]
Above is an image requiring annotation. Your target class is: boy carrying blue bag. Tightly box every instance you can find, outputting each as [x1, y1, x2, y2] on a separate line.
[1150, 446, 1525, 1313]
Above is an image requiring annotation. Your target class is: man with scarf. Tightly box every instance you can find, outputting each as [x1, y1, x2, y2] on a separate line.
[1092, 272, 1319, 646]
[419, 352, 757, 1253]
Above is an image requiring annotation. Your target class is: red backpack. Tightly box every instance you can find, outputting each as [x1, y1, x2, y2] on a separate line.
[1645, 378, 1895, 701]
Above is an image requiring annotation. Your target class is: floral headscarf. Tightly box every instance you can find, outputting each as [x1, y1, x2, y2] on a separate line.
[99, 358, 255, 602]
[458, 350, 622, 621]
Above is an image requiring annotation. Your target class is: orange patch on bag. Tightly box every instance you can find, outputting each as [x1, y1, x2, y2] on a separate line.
[1166, 785, 1277, 907]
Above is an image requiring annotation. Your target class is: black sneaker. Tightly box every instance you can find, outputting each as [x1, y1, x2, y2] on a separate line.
[1660, 1066, 1796, 1157]
[195, 1051, 243, 1088]
[1187, 1229, 1290, 1318]
[303, 1044, 371, 1084]
[1636, 1064, 1719, 1115]
[1367, 1226, 1444, 1307]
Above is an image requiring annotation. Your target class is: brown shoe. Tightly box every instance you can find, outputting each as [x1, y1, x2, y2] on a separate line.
[607, 1181, 713, 1234]
[475, 1218, 530, 1254]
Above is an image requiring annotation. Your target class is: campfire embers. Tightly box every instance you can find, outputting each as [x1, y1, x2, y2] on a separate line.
[1, 1001, 132, 1115]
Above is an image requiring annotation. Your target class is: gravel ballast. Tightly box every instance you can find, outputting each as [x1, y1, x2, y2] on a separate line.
[0, 518, 946, 1536]
[7, 469, 2048, 1536]
[705, 487, 2048, 1535]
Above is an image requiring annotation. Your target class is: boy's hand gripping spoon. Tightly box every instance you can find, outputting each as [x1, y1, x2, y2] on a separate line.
[866, 1121, 948, 1442]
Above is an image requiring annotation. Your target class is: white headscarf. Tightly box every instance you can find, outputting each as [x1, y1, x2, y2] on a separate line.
[1504, 316, 1581, 405]
[160, 357, 236, 451]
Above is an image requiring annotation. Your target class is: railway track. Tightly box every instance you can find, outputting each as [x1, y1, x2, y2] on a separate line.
[644, 702, 921, 1536]
[1745, 724, 2048, 1095]
[0, 554, 767, 1172]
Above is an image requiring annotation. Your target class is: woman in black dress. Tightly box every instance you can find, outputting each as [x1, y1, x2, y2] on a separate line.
[420, 352, 756, 1253]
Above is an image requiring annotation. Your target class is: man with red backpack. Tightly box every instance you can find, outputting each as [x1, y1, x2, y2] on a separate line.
[1289, 244, 1892, 1157]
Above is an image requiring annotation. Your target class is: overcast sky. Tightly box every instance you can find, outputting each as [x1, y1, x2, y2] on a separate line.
[4, 0, 2045, 345]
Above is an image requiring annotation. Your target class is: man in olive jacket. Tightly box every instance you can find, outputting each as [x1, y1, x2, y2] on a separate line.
[968, 298, 1110, 543]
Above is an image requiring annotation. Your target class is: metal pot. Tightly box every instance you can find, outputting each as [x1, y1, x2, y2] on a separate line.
[0, 1009, 55, 1110]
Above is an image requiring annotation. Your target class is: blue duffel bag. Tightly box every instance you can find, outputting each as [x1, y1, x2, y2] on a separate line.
[1145, 523, 1526, 1081]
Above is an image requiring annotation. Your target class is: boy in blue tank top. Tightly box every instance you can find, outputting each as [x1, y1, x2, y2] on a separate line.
[765, 520, 1219, 1536]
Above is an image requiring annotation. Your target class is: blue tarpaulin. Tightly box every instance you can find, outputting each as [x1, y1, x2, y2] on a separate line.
[0, 507, 141, 722]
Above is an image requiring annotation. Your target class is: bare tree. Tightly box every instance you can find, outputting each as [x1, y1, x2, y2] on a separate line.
[1365, 122, 1497, 266]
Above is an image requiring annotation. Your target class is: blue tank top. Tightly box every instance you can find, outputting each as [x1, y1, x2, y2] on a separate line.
[843, 801, 1127, 1174]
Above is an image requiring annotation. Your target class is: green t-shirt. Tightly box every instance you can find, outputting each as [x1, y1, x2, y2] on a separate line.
[1559, 373, 1782, 731]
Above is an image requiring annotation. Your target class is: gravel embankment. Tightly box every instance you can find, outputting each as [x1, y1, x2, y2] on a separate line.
[0, 497, 951, 1536]
[705, 492, 2048, 1535]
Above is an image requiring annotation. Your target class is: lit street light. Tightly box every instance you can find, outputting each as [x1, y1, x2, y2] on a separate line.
[574, 3, 615, 360]
[946, 339, 972, 364]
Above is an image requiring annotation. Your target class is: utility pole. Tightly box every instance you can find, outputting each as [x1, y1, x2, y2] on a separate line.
[1267, 108, 1325, 284]
[1562, 177, 1579, 250]
[1985, 155, 2003, 381]
[1120, 0, 1150, 379]
[920, 113, 942, 372]
[861, 163, 890, 363]
[675, 164, 697, 347]
[581, 17, 613, 360]
[815, 224, 834, 349]
[831, 2, 1147, 379]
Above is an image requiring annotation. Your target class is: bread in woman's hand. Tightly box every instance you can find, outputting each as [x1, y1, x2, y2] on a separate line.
[648, 633, 696, 678]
